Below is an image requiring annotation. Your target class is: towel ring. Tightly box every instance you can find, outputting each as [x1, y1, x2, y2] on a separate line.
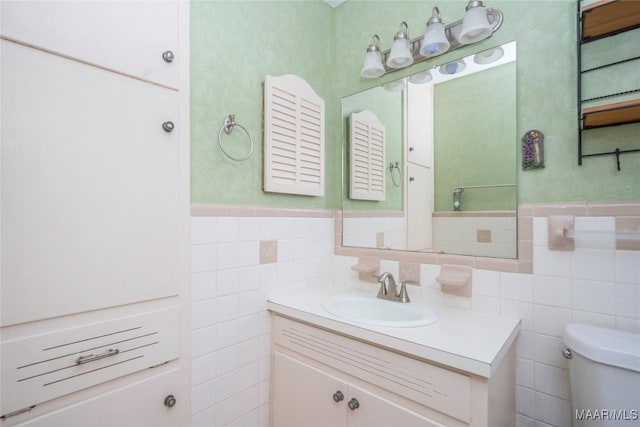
[218, 114, 253, 161]
[389, 162, 402, 187]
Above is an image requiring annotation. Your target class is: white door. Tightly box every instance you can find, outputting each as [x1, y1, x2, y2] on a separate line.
[347, 383, 445, 427]
[17, 370, 182, 427]
[405, 81, 434, 251]
[0, 0, 179, 88]
[406, 81, 434, 168]
[1, 40, 181, 326]
[272, 352, 347, 427]
[406, 164, 433, 251]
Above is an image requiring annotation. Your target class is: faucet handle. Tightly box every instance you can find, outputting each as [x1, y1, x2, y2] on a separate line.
[376, 279, 387, 298]
[398, 281, 414, 303]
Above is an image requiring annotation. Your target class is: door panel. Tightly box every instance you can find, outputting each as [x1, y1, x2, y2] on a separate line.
[1, 306, 180, 416]
[272, 352, 347, 427]
[17, 369, 182, 427]
[0, 0, 178, 88]
[1, 40, 180, 325]
[348, 383, 444, 427]
[406, 82, 433, 168]
[406, 163, 433, 251]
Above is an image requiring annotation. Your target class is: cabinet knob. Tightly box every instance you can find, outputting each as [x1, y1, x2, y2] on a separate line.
[409, 176, 415, 182]
[164, 395, 177, 408]
[409, 146, 414, 152]
[162, 121, 175, 133]
[332, 390, 344, 402]
[347, 398, 359, 410]
[162, 50, 175, 63]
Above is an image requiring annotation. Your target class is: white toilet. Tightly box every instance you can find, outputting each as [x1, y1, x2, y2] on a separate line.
[563, 323, 640, 426]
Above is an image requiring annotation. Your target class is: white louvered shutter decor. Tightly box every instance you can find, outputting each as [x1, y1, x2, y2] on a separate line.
[349, 110, 386, 201]
[263, 74, 325, 196]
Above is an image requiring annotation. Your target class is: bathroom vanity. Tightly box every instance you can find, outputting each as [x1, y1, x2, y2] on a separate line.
[268, 288, 520, 427]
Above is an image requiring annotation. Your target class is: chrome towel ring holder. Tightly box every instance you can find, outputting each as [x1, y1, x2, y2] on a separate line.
[218, 114, 253, 161]
[389, 161, 402, 187]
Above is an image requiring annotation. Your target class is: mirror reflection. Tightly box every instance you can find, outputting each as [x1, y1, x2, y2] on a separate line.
[342, 41, 517, 258]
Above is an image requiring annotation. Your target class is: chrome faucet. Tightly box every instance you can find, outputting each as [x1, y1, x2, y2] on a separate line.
[376, 272, 411, 303]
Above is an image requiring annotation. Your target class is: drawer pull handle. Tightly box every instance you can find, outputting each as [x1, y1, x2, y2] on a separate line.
[75, 348, 119, 365]
[348, 398, 359, 410]
[332, 391, 344, 402]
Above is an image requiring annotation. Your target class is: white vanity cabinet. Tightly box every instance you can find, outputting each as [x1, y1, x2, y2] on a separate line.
[271, 315, 516, 427]
[273, 351, 441, 427]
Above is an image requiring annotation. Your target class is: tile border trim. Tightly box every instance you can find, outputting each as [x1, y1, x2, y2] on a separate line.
[191, 203, 333, 218]
[191, 201, 638, 274]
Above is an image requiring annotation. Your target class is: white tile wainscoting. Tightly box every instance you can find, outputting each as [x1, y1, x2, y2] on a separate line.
[190, 202, 639, 427]
[189, 207, 334, 426]
[432, 212, 517, 259]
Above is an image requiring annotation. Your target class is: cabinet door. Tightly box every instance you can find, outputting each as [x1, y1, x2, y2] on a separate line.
[406, 163, 433, 251]
[1, 40, 181, 326]
[16, 369, 182, 427]
[0, 0, 178, 88]
[1, 305, 180, 417]
[406, 81, 434, 168]
[272, 352, 347, 427]
[347, 383, 445, 427]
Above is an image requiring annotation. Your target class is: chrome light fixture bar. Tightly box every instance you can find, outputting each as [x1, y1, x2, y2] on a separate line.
[361, 1, 503, 78]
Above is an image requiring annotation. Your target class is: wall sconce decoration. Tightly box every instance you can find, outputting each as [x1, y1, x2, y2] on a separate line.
[522, 129, 545, 170]
[360, 0, 503, 79]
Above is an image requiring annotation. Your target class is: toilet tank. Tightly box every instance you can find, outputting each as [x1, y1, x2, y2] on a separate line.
[564, 323, 640, 426]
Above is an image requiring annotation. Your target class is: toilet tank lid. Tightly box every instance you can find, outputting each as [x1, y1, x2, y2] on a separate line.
[564, 323, 640, 373]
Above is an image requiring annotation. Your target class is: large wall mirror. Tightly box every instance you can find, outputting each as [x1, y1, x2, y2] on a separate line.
[342, 41, 517, 259]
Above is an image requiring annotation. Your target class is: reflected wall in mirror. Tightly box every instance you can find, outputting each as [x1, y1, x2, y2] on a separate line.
[342, 41, 517, 259]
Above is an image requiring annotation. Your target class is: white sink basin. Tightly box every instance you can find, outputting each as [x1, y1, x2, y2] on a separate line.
[322, 293, 438, 328]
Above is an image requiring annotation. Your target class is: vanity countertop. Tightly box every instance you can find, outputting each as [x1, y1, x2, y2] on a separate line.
[267, 287, 520, 378]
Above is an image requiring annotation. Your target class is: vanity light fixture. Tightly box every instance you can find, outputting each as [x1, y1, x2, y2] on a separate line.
[459, 0, 492, 44]
[382, 79, 406, 92]
[386, 22, 413, 69]
[360, 1, 503, 79]
[360, 35, 386, 78]
[408, 69, 433, 84]
[420, 7, 450, 58]
[473, 45, 504, 64]
[439, 59, 466, 75]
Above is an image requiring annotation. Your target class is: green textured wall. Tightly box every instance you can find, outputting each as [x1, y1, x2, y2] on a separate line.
[191, 0, 639, 207]
[190, 0, 339, 208]
[434, 63, 517, 211]
[332, 0, 639, 204]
